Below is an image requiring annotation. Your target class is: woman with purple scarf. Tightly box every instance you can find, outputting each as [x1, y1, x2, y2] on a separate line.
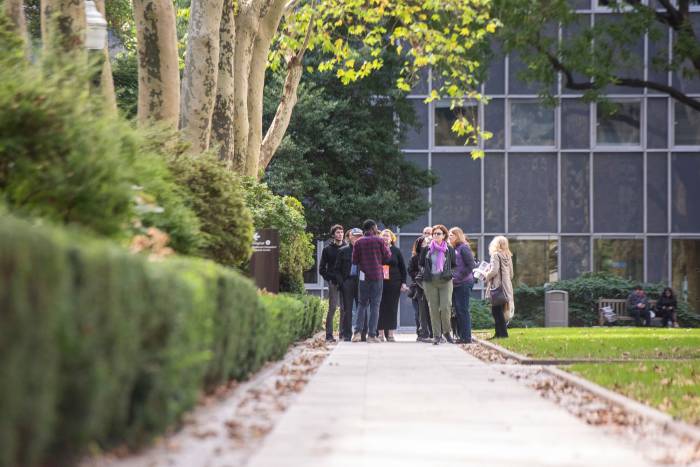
[419, 224, 457, 345]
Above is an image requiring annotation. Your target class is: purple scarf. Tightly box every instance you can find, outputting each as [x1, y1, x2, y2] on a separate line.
[429, 239, 448, 272]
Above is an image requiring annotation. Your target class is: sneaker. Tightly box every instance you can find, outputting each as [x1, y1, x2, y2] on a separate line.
[433, 337, 440, 345]
[444, 333, 454, 344]
[367, 336, 381, 343]
[386, 336, 396, 342]
[351, 333, 361, 342]
[326, 336, 336, 343]
[378, 334, 386, 342]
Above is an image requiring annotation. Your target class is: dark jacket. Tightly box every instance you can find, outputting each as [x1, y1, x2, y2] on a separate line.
[319, 241, 345, 284]
[656, 296, 677, 313]
[384, 245, 408, 284]
[334, 244, 355, 284]
[452, 243, 476, 286]
[627, 291, 649, 312]
[419, 243, 457, 283]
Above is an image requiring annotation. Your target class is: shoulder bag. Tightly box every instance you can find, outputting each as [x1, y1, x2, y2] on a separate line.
[489, 258, 508, 306]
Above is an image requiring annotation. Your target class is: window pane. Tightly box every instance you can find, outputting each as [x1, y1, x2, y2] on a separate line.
[510, 102, 555, 146]
[595, 15, 644, 95]
[562, 15, 590, 96]
[485, 52, 505, 95]
[399, 235, 420, 328]
[431, 154, 481, 232]
[510, 240, 559, 286]
[484, 99, 505, 149]
[562, 99, 590, 149]
[561, 237, 590, 279]
[593, 153, 643, 233]
[647, 98, 668, 149]
[508, 52, 540, 95]
[401, 99, 429, 150]
[647, 237, 669, 283]
[647, 153, 668, 233]
[594, 239, 643, 282]
[672, 153, 700, 232]
[508, 153, 558, 232]
[596, 101, 641, 145]
[434, 102, 478, 147]
[672, 239, 700, 313]
[562, 153, 590, 233]
[647, 25, 669, 94]
[674, 102, 700, 146]
[484, 153, 505, 232]
[400, 154, 429, 233]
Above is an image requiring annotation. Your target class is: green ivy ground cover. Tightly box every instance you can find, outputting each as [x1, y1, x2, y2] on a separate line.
[487, 328, 700, 360]
[567, 361, 700, 425]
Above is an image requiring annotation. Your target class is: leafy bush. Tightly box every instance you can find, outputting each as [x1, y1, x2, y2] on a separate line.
[242, 178, 314, 293]
[147, 131, 254, 267]
[0, 213, 323, 467]
[0, 33, 202, 253]
[509, 272, 700, 327]
[112, 51, 138, 119]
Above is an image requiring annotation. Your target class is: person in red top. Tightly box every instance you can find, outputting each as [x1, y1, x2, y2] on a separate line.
[351, 219, 392, 343]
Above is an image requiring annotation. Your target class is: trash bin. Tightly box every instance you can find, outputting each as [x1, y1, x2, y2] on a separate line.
[545, 290, 569, 327]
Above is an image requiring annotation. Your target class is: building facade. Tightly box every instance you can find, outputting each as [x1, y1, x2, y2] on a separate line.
[307, 2, 700, 329]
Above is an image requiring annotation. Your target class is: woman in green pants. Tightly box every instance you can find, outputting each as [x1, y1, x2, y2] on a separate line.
[419, 224, 457, 345]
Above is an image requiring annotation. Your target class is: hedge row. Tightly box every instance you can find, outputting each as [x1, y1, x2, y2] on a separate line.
[0, 214, 324, 467]
[470, 272, 700, 329]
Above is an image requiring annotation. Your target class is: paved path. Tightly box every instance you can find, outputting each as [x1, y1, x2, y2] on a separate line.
[247, 335, 654, 467]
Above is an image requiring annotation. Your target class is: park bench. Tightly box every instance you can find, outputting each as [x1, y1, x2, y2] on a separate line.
[597, 298, 662, 326]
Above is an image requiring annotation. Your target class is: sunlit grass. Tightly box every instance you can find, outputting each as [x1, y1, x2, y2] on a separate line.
[483, 328, 700, 360]
[568, 361, 700, 425]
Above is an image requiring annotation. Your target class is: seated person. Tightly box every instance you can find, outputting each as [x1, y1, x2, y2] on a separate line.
[655, 287, 679, 328]
[627, 285, 651, 326]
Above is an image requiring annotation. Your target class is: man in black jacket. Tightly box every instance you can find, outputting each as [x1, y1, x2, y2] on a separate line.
[334, 228, 363, 341]
[319, 224, 345, 342]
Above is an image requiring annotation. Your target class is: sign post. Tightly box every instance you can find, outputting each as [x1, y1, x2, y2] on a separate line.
[250, 229, 280, 293]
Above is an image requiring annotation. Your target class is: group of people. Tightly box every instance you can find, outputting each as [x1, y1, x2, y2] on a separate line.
[627, 285, 680, 327]
[319, 219, 515, 345]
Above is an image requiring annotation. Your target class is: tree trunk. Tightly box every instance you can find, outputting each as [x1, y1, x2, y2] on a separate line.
[258, 54, 304, 176]
[231, 1, 261, 172]
[211, 0, 236, 164]
[41, 0, 86, 53]
[245, 0, 287, 174]
[179, 0, 225, 152]
[94, 0, 117, 114]
[133, 0, 180, 127]
[4, 0, 29, 53]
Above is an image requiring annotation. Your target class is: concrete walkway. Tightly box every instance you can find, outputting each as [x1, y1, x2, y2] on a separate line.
[246, 335, 654, 467]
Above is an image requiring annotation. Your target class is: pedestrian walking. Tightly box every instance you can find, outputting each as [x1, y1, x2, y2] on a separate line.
[408, 235, 432, 341]
[377, 229, 408, 342]
[420, 224, 457, 345]
[484, 236, 515, 339]
[319, 224, 345, 342]
[334, 228, 363, 341]
[351, 219, 392, 343]
[449, 227, 476, 344]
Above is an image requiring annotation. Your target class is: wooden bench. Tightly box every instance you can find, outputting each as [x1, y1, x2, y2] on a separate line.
[597, 298, 661, 326]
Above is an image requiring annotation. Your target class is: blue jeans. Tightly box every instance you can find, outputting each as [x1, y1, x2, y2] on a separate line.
[452, 283, 473, 342]
[356, 279, 383, 337]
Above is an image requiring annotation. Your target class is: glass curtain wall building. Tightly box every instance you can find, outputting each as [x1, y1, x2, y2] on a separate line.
[394, 3, 700, 328]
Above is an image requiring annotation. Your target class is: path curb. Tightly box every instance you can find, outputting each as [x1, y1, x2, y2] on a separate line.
[473, 337, 700, 443]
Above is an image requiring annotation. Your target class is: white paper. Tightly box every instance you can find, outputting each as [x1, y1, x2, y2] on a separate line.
[359, 271, 365, 281]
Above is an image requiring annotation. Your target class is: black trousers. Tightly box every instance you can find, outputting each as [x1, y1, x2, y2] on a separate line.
[632, 307, 651, 326]
[491, 304, 508, 338]
[340, 277, 358, 339]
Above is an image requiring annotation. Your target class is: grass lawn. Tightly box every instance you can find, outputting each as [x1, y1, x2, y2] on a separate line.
[567, 361, 700, 425]
[480, 327, 700, 360]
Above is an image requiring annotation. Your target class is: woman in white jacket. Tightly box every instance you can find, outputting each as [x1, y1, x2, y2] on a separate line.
[484, 236, 515, 339]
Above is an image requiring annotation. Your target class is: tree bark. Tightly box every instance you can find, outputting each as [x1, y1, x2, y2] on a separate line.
[231, 0, 261, 172]
[179, 0, 225, 152]
[41, 0, 86, 53]
[94, 0, 117, 114]
[245, 0, 288, 174]
[4, 0, 29, 53]
[133, 0, 180, 127]
[211, 0, 236, 163]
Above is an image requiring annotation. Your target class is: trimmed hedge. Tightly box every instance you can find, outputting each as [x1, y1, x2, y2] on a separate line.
[0, 214, 323, 467]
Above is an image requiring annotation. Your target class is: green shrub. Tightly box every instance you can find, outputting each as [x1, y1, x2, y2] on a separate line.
[509, 272, 700, 327]
[0, 35, 202, 253]
[157, 135, 254, 267]
[0, 213, 323, 466]
[242, 179, 314, 293]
